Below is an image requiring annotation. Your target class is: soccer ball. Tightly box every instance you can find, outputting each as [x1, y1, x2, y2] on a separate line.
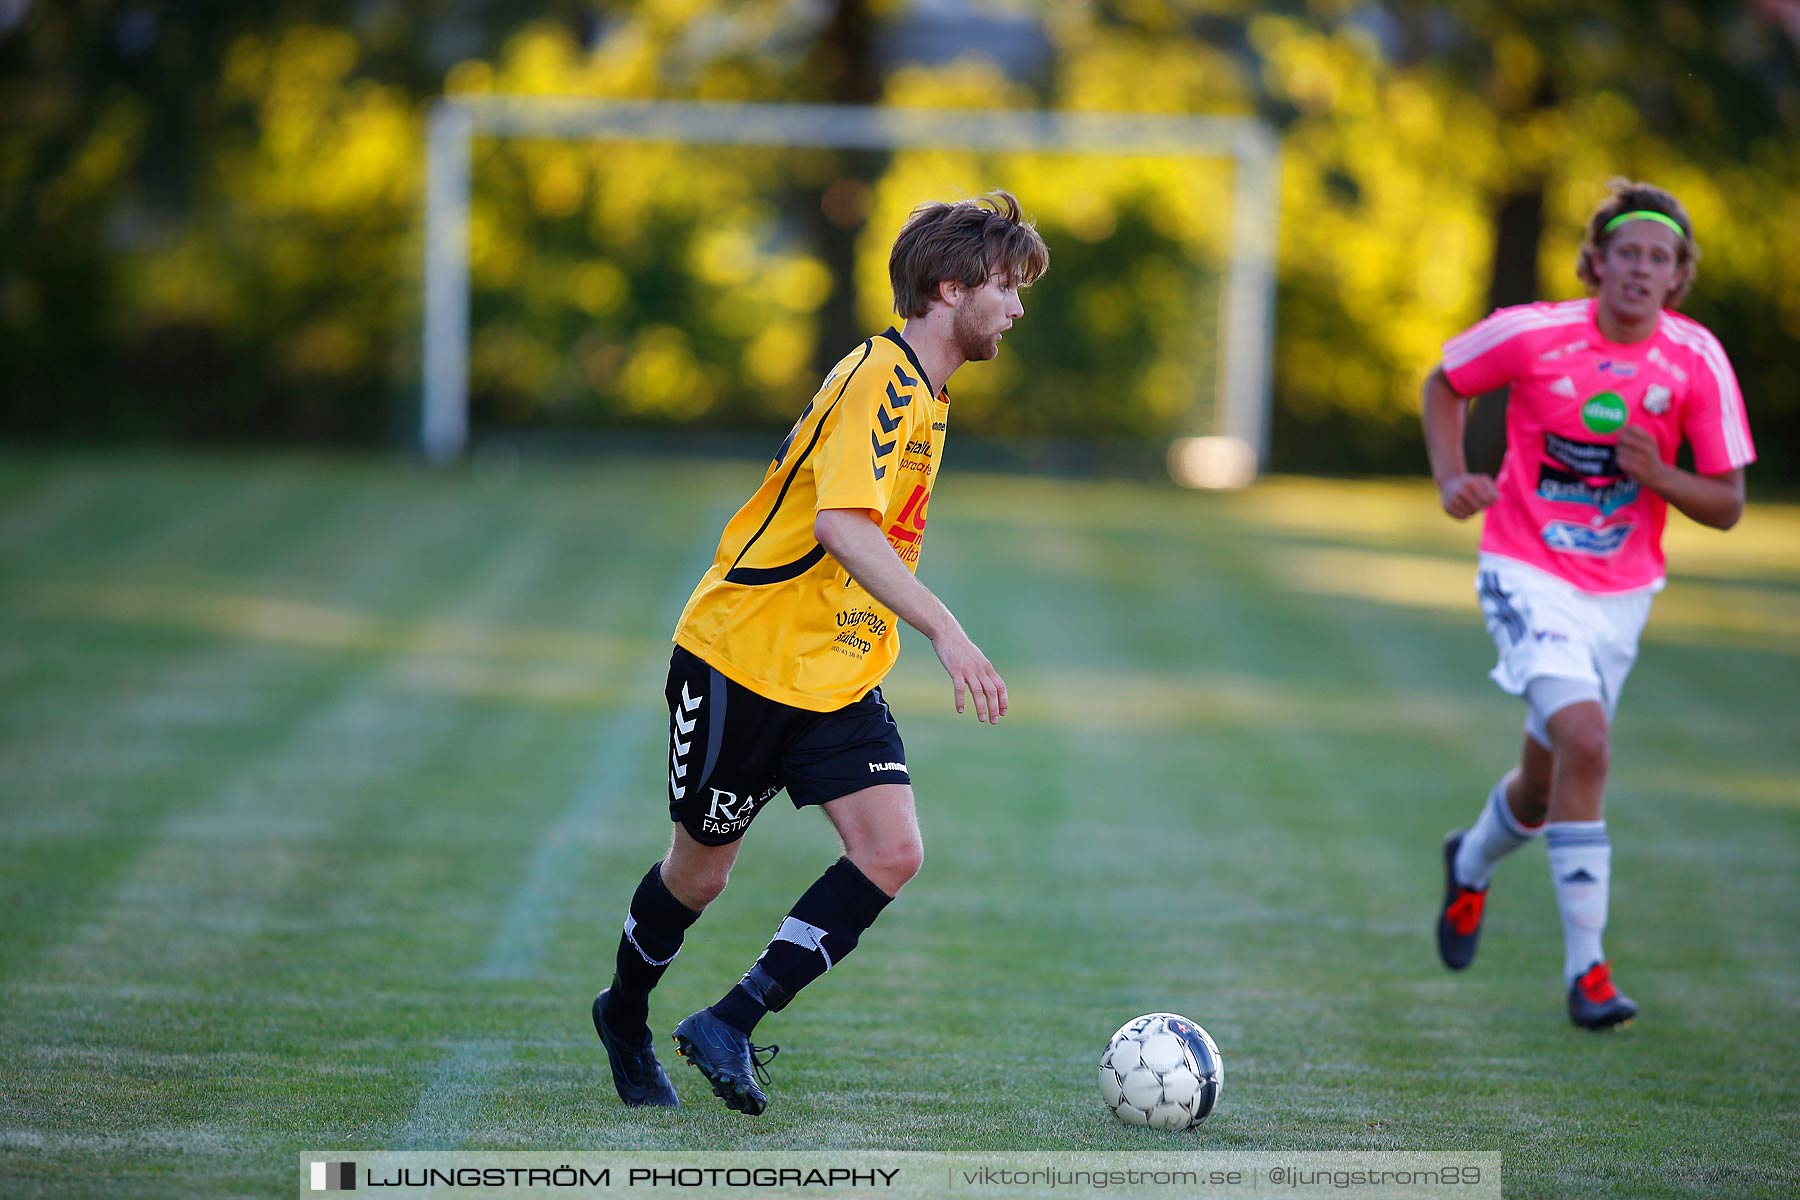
[1099, 1012, 1224, 1130]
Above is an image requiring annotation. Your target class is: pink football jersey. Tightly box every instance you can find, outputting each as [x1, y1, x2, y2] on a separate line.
[1442, 298, 1755, 593]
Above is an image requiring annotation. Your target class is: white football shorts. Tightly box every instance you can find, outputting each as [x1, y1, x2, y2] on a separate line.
[1474, 553, 1655, 745]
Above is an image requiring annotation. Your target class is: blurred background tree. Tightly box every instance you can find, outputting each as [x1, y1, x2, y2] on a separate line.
[2, 1, 1794, 476]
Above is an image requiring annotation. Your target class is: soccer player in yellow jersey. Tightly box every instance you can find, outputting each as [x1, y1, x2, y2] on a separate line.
[592, 192, 1049, 1114]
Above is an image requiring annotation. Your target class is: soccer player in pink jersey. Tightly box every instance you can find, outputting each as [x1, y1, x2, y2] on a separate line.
[1420, 179, 1755, 1030]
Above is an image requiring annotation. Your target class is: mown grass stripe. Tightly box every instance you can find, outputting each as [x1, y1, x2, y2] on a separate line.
[392, 489, 740, 1150]
[393, 1040, 515, 1152]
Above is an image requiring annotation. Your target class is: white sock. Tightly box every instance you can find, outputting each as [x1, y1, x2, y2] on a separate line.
[1546, 821, 1611, 986]
[1454, 775, 1545, 889]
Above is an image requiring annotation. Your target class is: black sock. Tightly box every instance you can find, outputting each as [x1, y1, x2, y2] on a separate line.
[710, 857, 892, 1035]
[605, 862, 700, 1040]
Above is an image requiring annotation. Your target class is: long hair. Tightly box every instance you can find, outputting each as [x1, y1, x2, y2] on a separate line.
[888, 191, 1049, 318]
[1575, 177, 1699, 309]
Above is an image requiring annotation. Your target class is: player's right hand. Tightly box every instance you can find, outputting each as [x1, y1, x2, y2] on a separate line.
[1437, 473, 1498, 520]
[932, 628, 1007, 725]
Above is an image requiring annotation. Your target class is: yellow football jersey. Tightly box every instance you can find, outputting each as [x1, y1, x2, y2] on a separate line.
[673, 329, 949, 712]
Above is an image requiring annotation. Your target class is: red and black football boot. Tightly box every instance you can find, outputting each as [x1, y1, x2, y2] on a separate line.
[1436, 831, 1488, 971]
[1568, 961, 1637, 1031]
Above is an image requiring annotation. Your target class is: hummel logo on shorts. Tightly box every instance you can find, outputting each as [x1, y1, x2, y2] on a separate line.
[868, 761, 907, 774]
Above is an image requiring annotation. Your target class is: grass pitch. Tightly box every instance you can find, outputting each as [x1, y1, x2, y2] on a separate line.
[1, 452, 1795, 1198]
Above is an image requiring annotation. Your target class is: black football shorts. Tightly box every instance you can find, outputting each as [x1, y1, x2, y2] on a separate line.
[664, 646, 910, 846]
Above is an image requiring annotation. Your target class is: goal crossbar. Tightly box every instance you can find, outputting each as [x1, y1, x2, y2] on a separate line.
[423, 98, 1280, 466]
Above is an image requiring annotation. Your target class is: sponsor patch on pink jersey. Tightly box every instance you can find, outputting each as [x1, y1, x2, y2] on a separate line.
[1443, 298, 1754, 593]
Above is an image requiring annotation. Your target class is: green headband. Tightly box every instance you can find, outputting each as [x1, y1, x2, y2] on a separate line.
[1602, 209, 1687, 239]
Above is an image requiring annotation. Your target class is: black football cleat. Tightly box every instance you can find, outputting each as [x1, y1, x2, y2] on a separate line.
[672, 1008, 778, 1116]
[1568, 961, 1637, 1031]
[1436, 831, 1488, 971]
[593, 989, 679, 1107]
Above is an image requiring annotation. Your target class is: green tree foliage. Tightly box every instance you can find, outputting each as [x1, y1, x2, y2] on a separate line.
[1210, 0, 1799, 472]
[1, 1, 1794, 475]
[2, 3, 423, 439]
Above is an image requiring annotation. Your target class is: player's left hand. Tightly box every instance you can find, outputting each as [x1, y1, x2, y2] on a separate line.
[1616, 424, 1665, 491]
[931, 626, 1007, 725]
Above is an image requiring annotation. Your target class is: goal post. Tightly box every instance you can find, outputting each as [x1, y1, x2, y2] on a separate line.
[422, 98, 1279, 485]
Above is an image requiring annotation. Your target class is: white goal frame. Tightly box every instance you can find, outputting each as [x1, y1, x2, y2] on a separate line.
[422, 99, 1280, 477]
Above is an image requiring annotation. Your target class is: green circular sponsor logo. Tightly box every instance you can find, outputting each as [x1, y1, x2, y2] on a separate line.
[1581, 391, 1628, 434]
